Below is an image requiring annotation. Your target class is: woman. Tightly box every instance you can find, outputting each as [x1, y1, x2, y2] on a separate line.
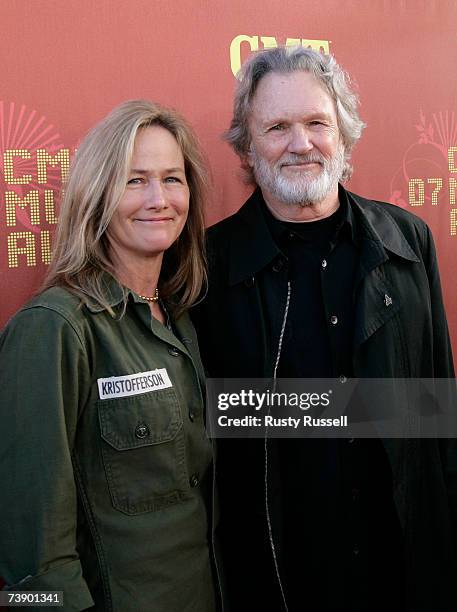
[0, 101, 219, 611]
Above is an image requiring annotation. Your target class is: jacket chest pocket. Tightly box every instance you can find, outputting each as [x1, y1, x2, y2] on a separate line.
[97, 388, 189, 515]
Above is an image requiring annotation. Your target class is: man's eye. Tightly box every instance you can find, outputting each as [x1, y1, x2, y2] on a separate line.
[269, 124, 284, 131]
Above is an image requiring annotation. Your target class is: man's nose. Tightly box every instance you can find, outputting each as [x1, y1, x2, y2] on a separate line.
[287, 125, 313, 154]
[145, 180, 166, 208]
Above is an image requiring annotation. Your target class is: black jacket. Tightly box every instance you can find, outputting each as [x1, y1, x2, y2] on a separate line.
[194, 187, 457, 611]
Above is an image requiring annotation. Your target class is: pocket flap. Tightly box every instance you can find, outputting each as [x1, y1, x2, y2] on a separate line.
[98, 388, 182, 450]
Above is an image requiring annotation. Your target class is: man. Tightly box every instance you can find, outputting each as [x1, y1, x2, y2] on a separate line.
[194, 47, 456, 611]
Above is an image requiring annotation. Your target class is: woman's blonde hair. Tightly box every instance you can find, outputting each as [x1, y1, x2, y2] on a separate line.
[43, 100, 208, 317]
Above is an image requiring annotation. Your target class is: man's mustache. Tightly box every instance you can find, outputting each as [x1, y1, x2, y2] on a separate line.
[279, 154, 326, 168]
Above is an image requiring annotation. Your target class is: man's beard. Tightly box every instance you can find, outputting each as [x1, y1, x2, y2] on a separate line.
[251, 145, 345, 207]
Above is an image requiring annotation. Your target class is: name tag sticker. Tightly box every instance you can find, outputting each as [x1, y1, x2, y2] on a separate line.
[98, 368, 172, 400]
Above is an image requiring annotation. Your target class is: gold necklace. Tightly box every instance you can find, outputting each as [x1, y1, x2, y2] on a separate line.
[138, 288, 159, 303]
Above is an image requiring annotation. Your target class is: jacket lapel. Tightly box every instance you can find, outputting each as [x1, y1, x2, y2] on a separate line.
[349, 192, 420, 348]
[228, 189, 280, 287]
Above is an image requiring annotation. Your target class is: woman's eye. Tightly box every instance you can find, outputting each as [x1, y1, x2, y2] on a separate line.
[164, 176, 182, 183]
[127, 177, 143, 185]
[269, 124, 284, 131]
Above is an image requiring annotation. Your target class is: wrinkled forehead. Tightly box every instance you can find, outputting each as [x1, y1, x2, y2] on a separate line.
[248, 70, 337, 124]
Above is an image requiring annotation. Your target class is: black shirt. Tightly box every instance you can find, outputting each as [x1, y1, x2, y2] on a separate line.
[262, 189, 404, 611]
[262, 188, 357, 380]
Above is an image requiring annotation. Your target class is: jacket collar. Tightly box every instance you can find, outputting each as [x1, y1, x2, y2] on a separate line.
[347, 191, 420, 263]
[85, 272, 153, 313]
[228, 188, 281, 286]
[228, 186, 420, 286]
[84, 274, 124, 313]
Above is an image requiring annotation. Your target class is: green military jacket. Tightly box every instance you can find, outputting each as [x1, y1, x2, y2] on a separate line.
[0, 280, 217, 611]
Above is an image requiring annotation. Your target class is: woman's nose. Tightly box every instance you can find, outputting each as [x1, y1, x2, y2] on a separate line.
[145, 180, 166, 208]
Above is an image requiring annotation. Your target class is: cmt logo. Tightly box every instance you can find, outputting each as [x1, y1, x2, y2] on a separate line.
[230, 35, 331, 77]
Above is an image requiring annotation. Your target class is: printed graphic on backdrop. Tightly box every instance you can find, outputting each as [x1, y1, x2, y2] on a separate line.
[229, 35, 330, 76]
[1, 102, 68, 269]
[389, 109, 457, 236]
[0, 0, 456, 355]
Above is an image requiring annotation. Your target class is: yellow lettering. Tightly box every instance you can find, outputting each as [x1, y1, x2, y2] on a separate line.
[427, 178, 443, 206]
[408, 178, 425, 206]
[36, 148, 70, 184]
[261, 36, 330, 53]
[44, 190, 59, 224]
[5, 190, 40, 226]
[3, 149, 32, 185]
[260, 36, 278, 49]
[7, 231, 36, 267]
[230, 35, 331, 76]
[285, 38, 301, 47]
[40, 229, 52, 264]
[449, 178, 457, 207]
[301, 39, 330, 53]
[230, 35, 259, 77]
[449, 147, 457, 173]
[451, 209, 457, 236]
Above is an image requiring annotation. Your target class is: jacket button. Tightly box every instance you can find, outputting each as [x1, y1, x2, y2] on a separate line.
[321, 259, 327, 269]
[168, 347, 180, 357]
[189, 474, 199, 487]
[272, 259, 284, 273]
[244, 276, 255, 287]
[339, 374, 347, 383]
[330, 315, 338, 325]
[135, 423, 150, 439]
[189, 411, 195, 422]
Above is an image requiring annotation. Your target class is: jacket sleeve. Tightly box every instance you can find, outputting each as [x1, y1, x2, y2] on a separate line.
[0, 306, 94, 611]
[421, 223, 457, 555]
[422, 223, 455, 377]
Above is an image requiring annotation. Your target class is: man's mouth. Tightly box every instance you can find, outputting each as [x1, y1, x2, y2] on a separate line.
[281, 161, 322, 171]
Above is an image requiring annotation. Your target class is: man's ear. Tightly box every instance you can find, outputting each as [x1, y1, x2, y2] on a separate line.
[240, 158, 252, 173]
[245, 146, 254, 168]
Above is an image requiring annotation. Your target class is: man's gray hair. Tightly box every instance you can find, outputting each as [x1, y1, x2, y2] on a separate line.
[225, 46, 366, 182]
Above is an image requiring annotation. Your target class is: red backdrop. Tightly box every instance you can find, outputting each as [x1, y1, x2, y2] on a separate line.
[1, 0, 456, 356]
